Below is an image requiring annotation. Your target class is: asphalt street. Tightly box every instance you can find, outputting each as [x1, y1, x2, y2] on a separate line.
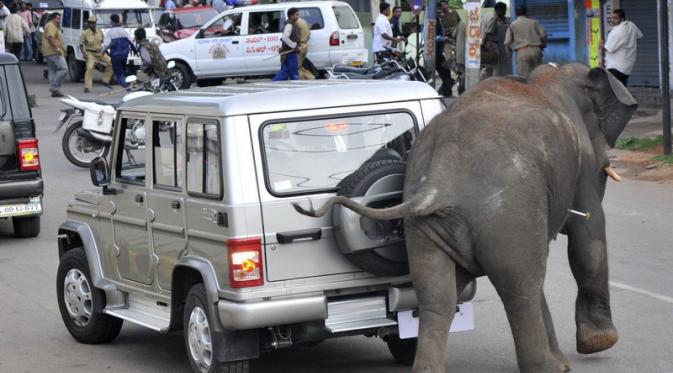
[0, 62, 672, 373]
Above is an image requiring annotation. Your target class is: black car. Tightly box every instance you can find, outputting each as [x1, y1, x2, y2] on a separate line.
[0, 54, 43, 237]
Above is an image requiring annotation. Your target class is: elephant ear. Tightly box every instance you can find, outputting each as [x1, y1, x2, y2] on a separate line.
[588, 67, 639, 147]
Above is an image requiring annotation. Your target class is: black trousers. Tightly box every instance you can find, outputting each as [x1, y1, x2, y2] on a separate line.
[436, 54, 454, 97]
[608, 68, 629, 87]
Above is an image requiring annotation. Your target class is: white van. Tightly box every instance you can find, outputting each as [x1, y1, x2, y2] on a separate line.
[60, 0, 161, 83]
[160, 1, 367, 88]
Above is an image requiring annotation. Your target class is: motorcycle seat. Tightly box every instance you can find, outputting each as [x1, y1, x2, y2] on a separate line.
[332, 65, 376, 74]
[337, 72, 379, 80]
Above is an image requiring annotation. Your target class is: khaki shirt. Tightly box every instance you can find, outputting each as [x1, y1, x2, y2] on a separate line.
[42, 21, 64, 56]
[296, 17, 310, 45]
[504, 16, 547, 52]
[80, 28, 104, 52]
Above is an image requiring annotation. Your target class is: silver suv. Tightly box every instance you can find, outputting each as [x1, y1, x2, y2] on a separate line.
[56, 80, 475, 373]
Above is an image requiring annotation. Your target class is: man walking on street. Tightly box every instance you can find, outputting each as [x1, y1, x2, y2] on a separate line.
[436, 0, 458, 97]
[372, 3, 402, 63]
[18, 2, 34, 61]
[42, 12, 66, 97]
[505, 5, 546, 79]
[102, 14, 137, 89]
[5, 7, 29, 59]
[273, 7, 300, 81]
[602, 9, 642, 87]
[391, 6, 402, 46]
[295, 14, 313, 80]
[80, 16, 112, 93]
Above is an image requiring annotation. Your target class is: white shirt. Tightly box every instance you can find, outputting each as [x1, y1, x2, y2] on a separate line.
[281, 22, 297, 49]
[372, 13, 392, 52]
[605, 20, 643, 75]
[0, 6, 10, 30]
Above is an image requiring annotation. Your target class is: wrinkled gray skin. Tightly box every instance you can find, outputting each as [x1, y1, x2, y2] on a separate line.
[294, 64, 637, 373]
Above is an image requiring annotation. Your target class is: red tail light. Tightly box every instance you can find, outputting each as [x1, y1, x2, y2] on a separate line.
[17, 138, 40, 171]
[329, 31, 340, 46]
[228, 237, 264, 288]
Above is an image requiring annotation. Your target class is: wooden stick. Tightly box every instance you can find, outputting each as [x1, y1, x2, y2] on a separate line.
[263, 49, 295, 61]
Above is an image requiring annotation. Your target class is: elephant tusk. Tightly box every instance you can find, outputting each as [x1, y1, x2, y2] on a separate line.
[604, 166, 623, 182]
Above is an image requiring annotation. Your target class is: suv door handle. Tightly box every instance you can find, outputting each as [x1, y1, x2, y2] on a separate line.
[276, 228, 321, 244]
[135, 194, 144, 204]
[171, 200, 181, 209]
[232, 40, 239, 44]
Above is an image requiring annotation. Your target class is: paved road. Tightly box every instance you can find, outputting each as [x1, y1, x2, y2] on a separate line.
[0, 62, 672, 373]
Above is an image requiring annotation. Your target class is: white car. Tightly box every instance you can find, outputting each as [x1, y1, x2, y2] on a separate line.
[161, 1, 368, 88]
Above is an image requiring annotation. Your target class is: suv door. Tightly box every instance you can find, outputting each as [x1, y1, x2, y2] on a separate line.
[243, 9, 283, 73]
[111, 114, 153, 285]
[194, 11, 246, 77]
[146, 117, 187, 291]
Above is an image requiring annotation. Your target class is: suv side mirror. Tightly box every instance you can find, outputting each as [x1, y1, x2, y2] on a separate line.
[90, 156, 114, 194]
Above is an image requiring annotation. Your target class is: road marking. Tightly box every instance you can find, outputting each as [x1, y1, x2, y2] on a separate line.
[610, 281, 673, 304]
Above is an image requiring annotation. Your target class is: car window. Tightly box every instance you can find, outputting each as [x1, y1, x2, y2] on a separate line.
[5, 65, 30, 121]
[176, 9, 218, 29]
[247, 11, 282, 34]
[116, 117, 147, 184]
[187, 120, 222, 198]
[332, 6, 359, 29]
[153, 120, 183, 189]
[83, 10, 90, 25]
[261, 112, 416, 195]
[159, 13, 171, 27]
[95, 9, 152, 28]
[72, 9, 81, 29]
[204, 12, 240, 37]
[62, 8, 72, 28]
[299, 8, 323, 30]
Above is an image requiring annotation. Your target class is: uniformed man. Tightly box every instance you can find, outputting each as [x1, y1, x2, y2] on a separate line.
[505, 5, 547, 79]
[80, 16, 112, 93]
[295, 15, 314, 80]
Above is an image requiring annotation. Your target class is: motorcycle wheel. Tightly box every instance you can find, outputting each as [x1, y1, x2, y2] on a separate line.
[62, 121, 110, 168]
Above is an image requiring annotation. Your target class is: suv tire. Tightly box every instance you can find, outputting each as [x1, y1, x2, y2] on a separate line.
[67, 52, 84, 83]
[336, 159, 409, 276]
[12, 215, 40, 237]
[56, 248, 123, 344]
[184, 284, 250, 373]
[172, 62, 193, 89]
[385, 334, 417, 366]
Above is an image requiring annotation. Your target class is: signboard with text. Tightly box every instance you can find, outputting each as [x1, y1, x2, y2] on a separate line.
[465, 2, 481, 69]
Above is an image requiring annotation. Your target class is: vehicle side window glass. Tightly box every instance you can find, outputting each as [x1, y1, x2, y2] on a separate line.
[299, 8, 323, 30]
[262, 112, 416, 195]
[204, 13, 240, 38]
[159, 13, 169, 27]
[247, 11, 281, 34]
[153, 120, 183, 189]
[332, 6, 359, 29]
[116, 117, 147, 184]
[62, 8, 72, 28]
[187, 121, 221, 197]
[72, 9, 81, 29]
[5, 65, 30, 121]
[83, 11, 90, 23]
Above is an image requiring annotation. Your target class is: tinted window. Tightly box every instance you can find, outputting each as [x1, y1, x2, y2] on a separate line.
[62, 8, 72, 28]
[95, 9, 152, 28]
[332, 6, 359, 29]
[72, 8, 81, 29]
[116, 117, 146, 184]
[153, 120, 183, 189]
[175, 8, 218, 29]
[187, 121, 221, 197]
[247, 11, 282, 34]
[203, 12, 241, 38]
[5, 65, 30, 121]
[262, 112, 415, 195]
[299, 8, 323, 30]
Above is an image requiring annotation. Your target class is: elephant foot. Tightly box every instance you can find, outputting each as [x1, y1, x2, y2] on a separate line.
[551, 350, 571, 372]
[576, 322, 619, 354]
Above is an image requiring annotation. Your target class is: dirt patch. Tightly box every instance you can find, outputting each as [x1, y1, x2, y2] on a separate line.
[609, 146, 673, 183]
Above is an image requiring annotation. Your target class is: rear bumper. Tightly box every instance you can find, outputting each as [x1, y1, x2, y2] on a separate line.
[330, 48, 368, 67]
[0, 178, 43, 199]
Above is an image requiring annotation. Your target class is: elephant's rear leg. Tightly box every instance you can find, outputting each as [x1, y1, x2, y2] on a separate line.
[541, 291, 571, 372]
[406, 232, 459, 373]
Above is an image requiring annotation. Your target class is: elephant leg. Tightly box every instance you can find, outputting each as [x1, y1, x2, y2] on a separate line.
[406, 232, 458, 373]
[541, 291, 571, 372]
[566, 202, 618, 354]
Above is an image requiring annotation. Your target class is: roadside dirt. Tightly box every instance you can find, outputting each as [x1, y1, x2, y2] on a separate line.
[609, 147, 673, 183]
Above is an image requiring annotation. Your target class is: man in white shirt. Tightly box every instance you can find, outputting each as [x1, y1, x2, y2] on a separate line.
[0, 1, 10, 31]
[372, 2, 402, 63]
[602, 8, 642, 87]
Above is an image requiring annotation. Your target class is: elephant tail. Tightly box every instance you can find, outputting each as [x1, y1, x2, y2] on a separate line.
[292, 187, 440, 220]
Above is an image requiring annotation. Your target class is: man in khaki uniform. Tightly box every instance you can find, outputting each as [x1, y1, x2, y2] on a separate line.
[296, 16, 314, 80]
[80, 16, 112, 93]
[504, 5, 547, 79]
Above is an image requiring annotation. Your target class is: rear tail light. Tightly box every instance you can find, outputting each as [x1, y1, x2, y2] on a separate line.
[329, 31, 340, 46]
[228, 237, 264, 288]
[17, 138, 40, 171]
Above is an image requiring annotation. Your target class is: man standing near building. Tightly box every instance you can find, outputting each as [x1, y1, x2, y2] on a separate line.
[505, 5, 546, 79]
[435, 0, 458, 97]
[372, 3, 402, 63]
[80, 16, 112, 93]
[42, 12, 66, 97]
[480, 2, 508, 78]
[391, 6, 402, 47]
[295, 14, 314, 80]
[602, 9, 642, 87]
[5, 8, 29, 59]
[18, 2, 33, 61]
[102, 14, 137, 90]
[273, 7, 300, 81]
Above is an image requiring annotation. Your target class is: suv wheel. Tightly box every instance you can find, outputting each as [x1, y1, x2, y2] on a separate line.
[385, 334, 417, 366]
[67, 52, 84, 82]
[57, 248, 123, 344]
[171, 62, 192, 90]
[12, 215, 40, 238]
[184, 284, 250, 373]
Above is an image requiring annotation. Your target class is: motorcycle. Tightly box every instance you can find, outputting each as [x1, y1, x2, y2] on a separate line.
[56, 62, 179, 168]
[327, 46, 427, 82]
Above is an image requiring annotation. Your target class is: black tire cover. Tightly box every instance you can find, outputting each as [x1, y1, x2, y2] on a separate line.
[334, 159, 409, 276]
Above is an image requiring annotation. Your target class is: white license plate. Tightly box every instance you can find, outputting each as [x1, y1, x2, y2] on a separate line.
[0, 197, 42, 218]
[397, 302, 475, 339]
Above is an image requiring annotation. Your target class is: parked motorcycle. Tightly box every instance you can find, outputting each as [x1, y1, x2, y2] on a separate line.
[327, 46, 427, 82]
[56, 64, 179, 168]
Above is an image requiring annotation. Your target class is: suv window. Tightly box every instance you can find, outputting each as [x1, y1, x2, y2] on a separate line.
[299, 8, 323, 30]
[62, 8, 72, 28]
[332, 6, 359, 29]
[261, 112, 415, 195]
[153, 120, 183, 189]
[187, 120, 222, 198]
[204, 12, 241, 38]
[116, 117, 147, 184]
[247, 11, 282, 34]
[72, 9, 81, 29]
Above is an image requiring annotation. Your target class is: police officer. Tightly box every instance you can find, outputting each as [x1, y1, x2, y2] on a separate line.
[80, 16, 112, 93]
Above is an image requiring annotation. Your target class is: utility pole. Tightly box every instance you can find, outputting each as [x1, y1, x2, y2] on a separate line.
[659, 0, 671, 155]
[423, 0, 437, 77]
[464, 0, 482, 90]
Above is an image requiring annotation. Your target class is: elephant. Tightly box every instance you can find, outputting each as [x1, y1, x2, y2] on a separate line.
[293, 63, 637, 372]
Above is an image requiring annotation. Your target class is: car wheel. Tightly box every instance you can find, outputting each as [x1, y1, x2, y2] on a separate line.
[12, 215, 40, 238]
[62, 121, 110, 168]
[171, 62, 192, 90]
[67, 52, 84, 82]
[57, 248, 123, 344]
[334, 159, 409, 276]
[385, 334, 417, 366]
[184, 284, 250, 373]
